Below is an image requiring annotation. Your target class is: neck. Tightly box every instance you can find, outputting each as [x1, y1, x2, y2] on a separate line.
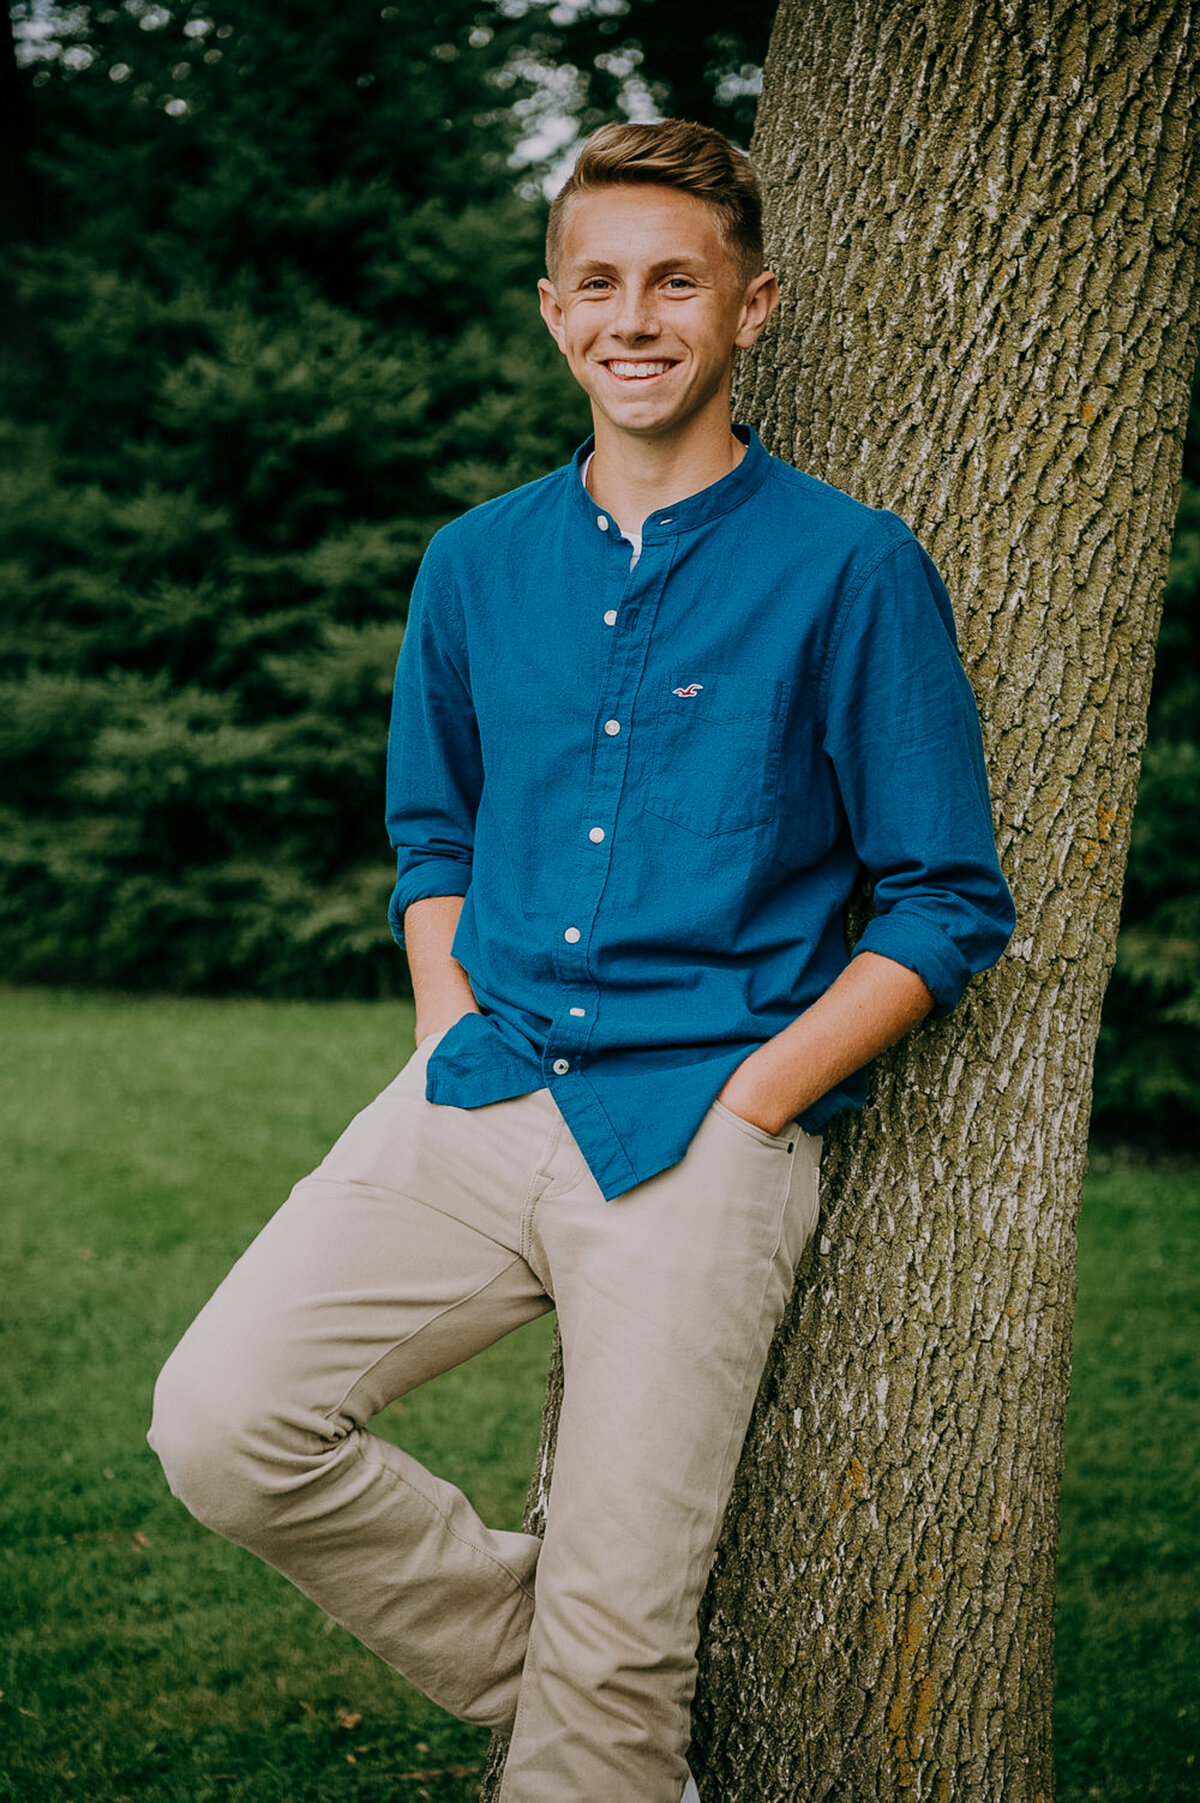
[584, 411, 745, 535]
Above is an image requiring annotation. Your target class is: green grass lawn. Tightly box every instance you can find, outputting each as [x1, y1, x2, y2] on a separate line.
[0, 989, 1195, 1802]
[1054, 1154, 1199, 1803]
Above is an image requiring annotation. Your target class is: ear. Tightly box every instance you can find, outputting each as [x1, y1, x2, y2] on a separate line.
[734, 270, 781, 351]
[538, 277, 568, 354]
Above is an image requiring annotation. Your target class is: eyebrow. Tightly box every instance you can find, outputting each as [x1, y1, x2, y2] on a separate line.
[570, 257, 709, 283]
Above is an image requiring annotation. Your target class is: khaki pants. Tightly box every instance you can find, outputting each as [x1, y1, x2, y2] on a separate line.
[149, 1034, 822, 1803]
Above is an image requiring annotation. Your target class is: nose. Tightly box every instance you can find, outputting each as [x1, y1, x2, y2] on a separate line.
[611, 281, 659, 343]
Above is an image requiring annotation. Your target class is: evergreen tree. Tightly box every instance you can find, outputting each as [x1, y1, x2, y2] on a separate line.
[0, 0, 588, 996]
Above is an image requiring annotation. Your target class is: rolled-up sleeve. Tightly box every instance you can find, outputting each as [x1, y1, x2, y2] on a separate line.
[385, 547, 482, 948]
[822, 535, 1015, 1015]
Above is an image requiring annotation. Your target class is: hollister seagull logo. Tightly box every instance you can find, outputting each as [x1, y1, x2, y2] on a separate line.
[672, 683, 704, 698]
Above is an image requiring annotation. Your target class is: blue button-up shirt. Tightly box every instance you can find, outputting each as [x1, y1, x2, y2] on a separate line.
[386, 427, 1014, 1200]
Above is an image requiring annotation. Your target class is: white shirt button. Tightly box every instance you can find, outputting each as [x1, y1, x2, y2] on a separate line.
[603, 609, 618, 626]
[588, 827, 605, 844]
[597, 515, 609, 531]
[569, 1007, 586, 1018]
[564, 926, 581, 944]
[603, 719, 621, 736]
[552, 1058, 570, 1075]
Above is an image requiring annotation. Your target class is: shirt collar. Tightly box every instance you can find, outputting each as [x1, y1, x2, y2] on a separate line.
[568, 424, 771, 543]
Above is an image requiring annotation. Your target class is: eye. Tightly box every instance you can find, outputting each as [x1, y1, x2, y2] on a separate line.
[580, 276, 613, 292]
[663, 276, 696, 292]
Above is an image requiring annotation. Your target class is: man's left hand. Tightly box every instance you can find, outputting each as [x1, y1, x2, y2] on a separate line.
[715, 1057, 796, 1136]
[714, 952, 936, 1137]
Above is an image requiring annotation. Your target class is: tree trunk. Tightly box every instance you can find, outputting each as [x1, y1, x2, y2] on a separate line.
[482, 3, 1200, 1797]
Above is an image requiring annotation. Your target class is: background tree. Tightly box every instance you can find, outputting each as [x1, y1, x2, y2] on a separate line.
[0, 0, 589, 996]
[482, 2, 1200, 1797]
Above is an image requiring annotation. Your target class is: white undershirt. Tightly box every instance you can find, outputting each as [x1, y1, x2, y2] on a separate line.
[582, 452, 642, 567]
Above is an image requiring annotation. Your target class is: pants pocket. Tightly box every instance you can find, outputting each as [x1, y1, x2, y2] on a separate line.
[710, 1096, 799, 1151]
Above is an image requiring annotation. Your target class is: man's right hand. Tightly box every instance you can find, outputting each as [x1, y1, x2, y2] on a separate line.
[414, 1002, 482, 1048]
[405, 896, 481, 1048]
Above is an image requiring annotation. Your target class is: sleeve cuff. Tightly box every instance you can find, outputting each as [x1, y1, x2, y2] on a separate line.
[851, 914, 971, 1018]
[388, 861, 472, 948]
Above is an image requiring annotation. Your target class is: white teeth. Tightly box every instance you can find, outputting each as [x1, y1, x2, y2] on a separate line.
[608, 361, 671, 378]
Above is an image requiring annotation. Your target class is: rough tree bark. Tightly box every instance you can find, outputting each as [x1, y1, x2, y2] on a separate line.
[482, 3, 1200, 1798]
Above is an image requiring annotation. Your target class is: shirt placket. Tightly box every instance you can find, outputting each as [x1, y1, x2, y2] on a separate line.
[541, 510, 673, 1091]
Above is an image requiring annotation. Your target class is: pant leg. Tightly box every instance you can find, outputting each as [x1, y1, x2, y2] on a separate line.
[149, 1038, 556, 1727]
[499, 1098, 822, 1803]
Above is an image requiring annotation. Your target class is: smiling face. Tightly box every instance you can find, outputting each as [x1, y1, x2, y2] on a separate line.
[537, 184, 779, 453]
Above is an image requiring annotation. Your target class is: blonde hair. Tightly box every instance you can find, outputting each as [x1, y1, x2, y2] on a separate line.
[546, 120, 765, 285]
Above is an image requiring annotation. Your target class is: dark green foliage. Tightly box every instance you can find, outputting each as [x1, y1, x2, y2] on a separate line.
[1091, 375, 1200, 1143]
[0, 1, 590, 996]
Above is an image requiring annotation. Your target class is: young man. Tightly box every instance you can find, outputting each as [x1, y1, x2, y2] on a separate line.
[150, 122, 1014, 1802]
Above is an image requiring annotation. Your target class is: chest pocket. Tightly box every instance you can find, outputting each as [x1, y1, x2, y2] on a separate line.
[644, 672, 790, 838]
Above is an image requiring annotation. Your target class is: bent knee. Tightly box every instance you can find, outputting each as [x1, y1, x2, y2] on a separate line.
[148, 1341, 311, 1544]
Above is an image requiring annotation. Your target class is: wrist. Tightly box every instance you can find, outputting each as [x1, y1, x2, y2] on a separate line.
[414, 996, 481, 1046]
[716, 1050, 799, 1136]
